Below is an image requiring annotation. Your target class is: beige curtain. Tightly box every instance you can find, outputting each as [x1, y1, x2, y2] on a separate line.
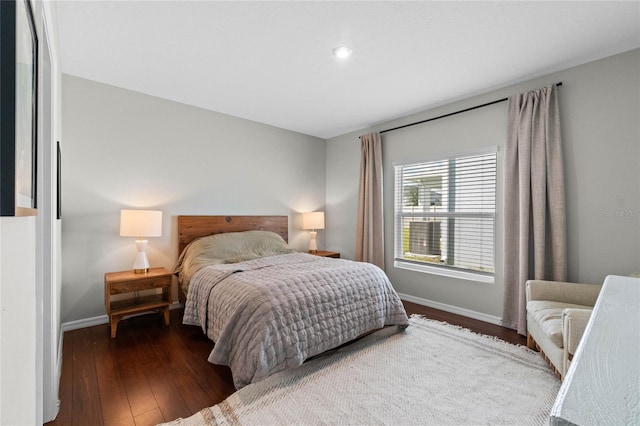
[355, 132, 384, 268]
[502, 85, 567, 335]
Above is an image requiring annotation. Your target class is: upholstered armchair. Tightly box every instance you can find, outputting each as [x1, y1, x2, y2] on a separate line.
[525, 280, 601, 379]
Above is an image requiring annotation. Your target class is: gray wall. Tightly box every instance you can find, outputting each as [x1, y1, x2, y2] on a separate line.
[61, 75, 326, 323]
[326, 49, 640, 319]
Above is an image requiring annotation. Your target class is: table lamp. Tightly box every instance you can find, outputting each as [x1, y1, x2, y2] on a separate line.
[302, 211, 325, 253]
[120, 209, 163, 273]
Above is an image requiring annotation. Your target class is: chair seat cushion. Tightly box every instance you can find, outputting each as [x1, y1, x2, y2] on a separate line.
[526, 301, 593, 348]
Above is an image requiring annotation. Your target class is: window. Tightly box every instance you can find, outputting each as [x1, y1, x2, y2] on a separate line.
[394, 147, 497, 282]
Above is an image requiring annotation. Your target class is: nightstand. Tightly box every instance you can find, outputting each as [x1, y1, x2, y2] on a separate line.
[311, 250, 340, 258]
[104, 267, 173, 338]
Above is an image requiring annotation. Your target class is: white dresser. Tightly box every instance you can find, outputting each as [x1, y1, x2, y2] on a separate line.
[550, 275, 640, 425]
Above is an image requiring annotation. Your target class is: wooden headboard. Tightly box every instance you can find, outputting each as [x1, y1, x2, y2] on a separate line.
[177, 215, 289, 254]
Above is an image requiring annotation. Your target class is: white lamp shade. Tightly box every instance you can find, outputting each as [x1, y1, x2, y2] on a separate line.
[303, 211, 325, 230]
[120, 210, 163, 238]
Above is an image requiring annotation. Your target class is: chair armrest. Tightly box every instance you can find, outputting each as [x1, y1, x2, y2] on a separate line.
[563, 308, 593, 356]
[526, 280, 601, 306]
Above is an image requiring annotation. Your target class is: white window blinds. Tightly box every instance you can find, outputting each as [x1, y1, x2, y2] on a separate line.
[394, 147, 497, 279]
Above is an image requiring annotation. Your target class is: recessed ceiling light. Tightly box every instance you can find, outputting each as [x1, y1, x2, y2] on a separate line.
[332, 46, 352, 59]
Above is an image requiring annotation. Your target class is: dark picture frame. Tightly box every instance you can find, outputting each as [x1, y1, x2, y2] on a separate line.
[0, 0, 38, 216]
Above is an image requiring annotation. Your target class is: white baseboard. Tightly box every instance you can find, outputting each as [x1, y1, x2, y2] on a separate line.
[61, 314, 109, 333]
[399, 292, 502, 326]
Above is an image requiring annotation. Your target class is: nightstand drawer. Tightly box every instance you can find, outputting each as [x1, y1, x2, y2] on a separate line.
[108, 274, 171, 294]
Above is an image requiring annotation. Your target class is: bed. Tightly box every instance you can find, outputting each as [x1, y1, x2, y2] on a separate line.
[175, 215, 409, 389]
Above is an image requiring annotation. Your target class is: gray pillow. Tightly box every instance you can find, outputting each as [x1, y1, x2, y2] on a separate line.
[174, 230, 297, 291]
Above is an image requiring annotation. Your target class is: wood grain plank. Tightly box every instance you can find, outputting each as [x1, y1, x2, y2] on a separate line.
[133, 407, 165, 426]
[133, 324, 192, 421]
[144, 319, 218, 413]
[112, 320, 159, 417]
[169, 322, 235, 404]
[90, 326, 135, 426]
[71, 328, 104, 425]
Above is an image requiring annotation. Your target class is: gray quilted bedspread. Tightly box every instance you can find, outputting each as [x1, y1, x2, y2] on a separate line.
[183, 253, 409, 388]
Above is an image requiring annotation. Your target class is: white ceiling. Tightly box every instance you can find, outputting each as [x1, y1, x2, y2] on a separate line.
[56, 1, 640, 139]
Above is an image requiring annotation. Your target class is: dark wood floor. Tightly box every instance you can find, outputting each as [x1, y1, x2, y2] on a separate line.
[46, 301, 526, 426]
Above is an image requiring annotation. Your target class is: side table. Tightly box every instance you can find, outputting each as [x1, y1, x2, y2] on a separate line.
[104, 267, 173, 338]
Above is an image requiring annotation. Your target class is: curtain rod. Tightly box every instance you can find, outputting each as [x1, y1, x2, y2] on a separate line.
[379, 82, 563, 135]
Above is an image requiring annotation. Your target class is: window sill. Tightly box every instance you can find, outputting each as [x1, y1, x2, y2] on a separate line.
[394, 260, 494, 284]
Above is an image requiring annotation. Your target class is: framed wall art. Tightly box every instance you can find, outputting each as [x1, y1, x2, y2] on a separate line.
[0, 0, 38, 216]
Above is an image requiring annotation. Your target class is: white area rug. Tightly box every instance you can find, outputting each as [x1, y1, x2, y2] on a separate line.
[161, 316, 560, 425]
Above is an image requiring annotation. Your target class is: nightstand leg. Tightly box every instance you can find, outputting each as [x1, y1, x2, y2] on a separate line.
[110, 316, 120, 338]
[162, 307, 170, 326]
